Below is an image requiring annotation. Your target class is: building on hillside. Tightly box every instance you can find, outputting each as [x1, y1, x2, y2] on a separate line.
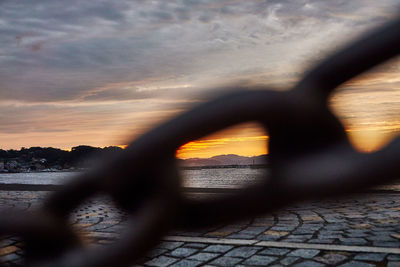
[6, 160, 19, 172]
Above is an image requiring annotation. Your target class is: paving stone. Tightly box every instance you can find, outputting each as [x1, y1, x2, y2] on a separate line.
[276, 221, 297, 226]
[189, 252, 219, 262]
[339, 237, 367, 245]
[354, 252, 386, 262]
[258, 248, 290, 256]
[145, 256, 178, 267]
[338, 261, 375, 267]
[169, 247, 198, 258]
[225, 246, 261, 258]
[302, 215, 324, 222]
[292, 260, 326, 267]
[287, 249, 320, 259]
[210, 256, 242, 266]
[242, 255, 277, 266]
[239, 227, 266, 235]
[349, 224, 372, 230]
[226, 233, 254, 239]
[314, 253, 347, 265]
[203, 245, 233, 253]
[158, 241, 184, 250]
[367, 235, 397, 242]
[292, 229, 315, 234]
[284, 234, 312, 241]
[183, 243, 208, 249]
[264, 230, 289, 237]
[280, 256, 300, 266]
[344, 229, 367, 234]
[376, 219, 398, 224]
[308, 238, 335, 244]
[147, 248, 168, 257]
[170, 259, 202, 267]
[373, 241, 400, 247]
[257, 235, 280, 241]
[205, 231, 234, 238]
[325, 225, 346, 230]
[269, 226, 296, 231]
[300, 224, 324, 229]
[318, 232, 342, 238]
[346, 232, 368, 238]
[388, 254, 400, 261]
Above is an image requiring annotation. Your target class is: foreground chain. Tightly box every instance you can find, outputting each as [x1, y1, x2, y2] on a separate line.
[1, 17, 400, 267]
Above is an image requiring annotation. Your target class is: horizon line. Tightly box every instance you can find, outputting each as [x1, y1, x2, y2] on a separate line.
[0, 145, 268, 160]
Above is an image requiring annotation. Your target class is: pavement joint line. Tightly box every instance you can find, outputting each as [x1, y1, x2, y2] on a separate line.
[86, 232, 400, 254]
[255, 241, 400, 254]
[164, 236, 258, 245]
[165, 236, 400, 254]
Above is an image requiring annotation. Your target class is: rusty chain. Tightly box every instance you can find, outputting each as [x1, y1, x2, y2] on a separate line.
[1, 17, 400, 267]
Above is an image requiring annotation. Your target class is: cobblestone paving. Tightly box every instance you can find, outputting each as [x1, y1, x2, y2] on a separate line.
[1, 191, 400, 266]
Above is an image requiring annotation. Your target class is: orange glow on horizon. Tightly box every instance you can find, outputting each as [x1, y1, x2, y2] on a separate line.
[176, 128, 399, 159]
[176, 135, 268, 159]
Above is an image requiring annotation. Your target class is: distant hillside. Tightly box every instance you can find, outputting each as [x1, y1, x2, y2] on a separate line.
[0, 145, 269, 172]
[0, 146, 123, 172]
[181, 154, 268, 167]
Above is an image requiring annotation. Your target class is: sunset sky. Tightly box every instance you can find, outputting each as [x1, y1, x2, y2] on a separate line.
[1, 1, 400, 159]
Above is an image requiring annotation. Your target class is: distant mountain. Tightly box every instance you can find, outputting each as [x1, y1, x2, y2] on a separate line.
[181, 154, 268, 167]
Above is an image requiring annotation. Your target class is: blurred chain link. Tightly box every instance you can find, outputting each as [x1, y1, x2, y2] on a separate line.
[1, 17, 400, 267]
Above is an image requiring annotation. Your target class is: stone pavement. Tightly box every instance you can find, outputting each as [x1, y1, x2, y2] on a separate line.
[1, 191, 400, 266]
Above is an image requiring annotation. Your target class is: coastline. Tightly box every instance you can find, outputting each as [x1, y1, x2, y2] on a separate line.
[0, 169, 85, 174]
[0, 164, 269, 174]
[0, 183, 398, 194]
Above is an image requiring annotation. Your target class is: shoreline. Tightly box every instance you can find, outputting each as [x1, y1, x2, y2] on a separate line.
[0, 183, 242, 193]
[0, 169, 84, 174]
[0, 183, 398, 194]
[0, 164, 269, 174]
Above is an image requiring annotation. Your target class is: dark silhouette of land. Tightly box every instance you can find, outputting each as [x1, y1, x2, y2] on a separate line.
[0, 146, 268, 172]
[0, 146, 123, 172]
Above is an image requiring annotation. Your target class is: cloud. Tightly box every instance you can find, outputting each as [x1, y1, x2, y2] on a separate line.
[0, 0, 398, 103]
[1, 0, 400, 150]
[81, 84, 199, 102]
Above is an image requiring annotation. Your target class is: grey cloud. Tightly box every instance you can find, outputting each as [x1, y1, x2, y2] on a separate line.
[2, 0, 400, 150]
[145, 10, 175, 23]
[0, 0, 399, 104]
[0, 99, 190, 135]
[82, 84, 216, 103]
[83, 87, 168, 102]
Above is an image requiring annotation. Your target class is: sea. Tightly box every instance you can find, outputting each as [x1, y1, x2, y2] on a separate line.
[0, 168, 399, 191]
[0, 168, 266, 189]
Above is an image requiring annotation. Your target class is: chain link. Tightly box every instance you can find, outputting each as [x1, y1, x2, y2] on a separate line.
[1, 17, 400, 267]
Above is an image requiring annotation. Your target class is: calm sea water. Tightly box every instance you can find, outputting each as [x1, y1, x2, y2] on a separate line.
[0, 168, 266, 189]
[0, 169, 398, 190]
